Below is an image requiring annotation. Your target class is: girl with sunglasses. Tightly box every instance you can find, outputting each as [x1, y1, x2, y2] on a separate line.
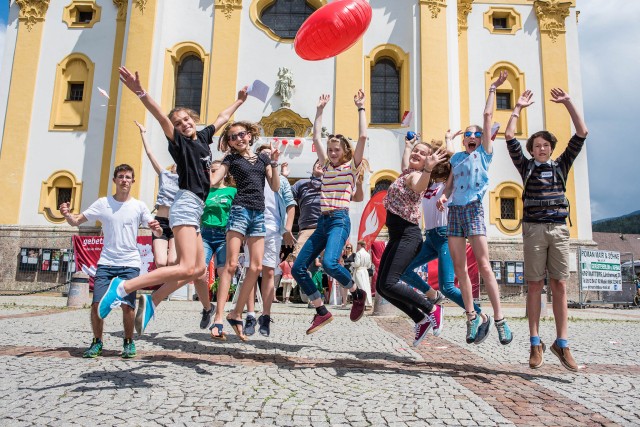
[207, 122, 280, 340]
[437, 70, 513, 346]
[97, 67, 247, 334]
[292, 90, 370, 334]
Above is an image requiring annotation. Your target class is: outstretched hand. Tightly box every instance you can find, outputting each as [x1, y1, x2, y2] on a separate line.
[354, 89, 365, 109]
[492, 70, 508, 88]
[148, 219, 163, 238]
[550, 88, 571, 104]
[134, 120, 146, 133]
[237, 86, 249, 103]
[317, 94, 331, 110]
[445, 129, 463, 140]
[436, 195, 448, 212]
[424, 148, 448, 172]
[516, 90, 534, 108]
[119, 66, 144, 95]
[269, 140, 280, 162]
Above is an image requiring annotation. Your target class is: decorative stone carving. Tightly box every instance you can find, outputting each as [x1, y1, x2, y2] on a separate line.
[457, 0, 473, 36]
[113, 0, 128, 20]
[16, 0, 50, 31]
[534, 0, 571, 42]
[133, 0, 147, 14]
[259, 109, 312, 137]
[274, 67, 295, 108]
[216, 0, 242, 19]
[421, 0, 447, 19]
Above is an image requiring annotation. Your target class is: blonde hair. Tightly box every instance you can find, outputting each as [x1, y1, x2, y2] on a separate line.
[326, 134, 355, 165]
[168, 107, 200, 124]
[218, 121, 262, 153]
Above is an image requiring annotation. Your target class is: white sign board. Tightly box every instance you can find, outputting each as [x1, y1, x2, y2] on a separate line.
[579, 249, 622, 291]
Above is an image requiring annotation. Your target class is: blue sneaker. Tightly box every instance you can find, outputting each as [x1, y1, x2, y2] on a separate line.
[135, 294, 155, 336]
[98, 277, 125, 319]
[495, 318, 513, 345]
[474, 315, 493, 345]
[466, 314, 481, 344]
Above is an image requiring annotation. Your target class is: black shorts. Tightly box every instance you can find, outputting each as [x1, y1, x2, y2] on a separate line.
[152, 216, 174, 241]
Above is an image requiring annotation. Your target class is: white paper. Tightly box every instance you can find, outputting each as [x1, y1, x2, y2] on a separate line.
[247, 80, 269, 103]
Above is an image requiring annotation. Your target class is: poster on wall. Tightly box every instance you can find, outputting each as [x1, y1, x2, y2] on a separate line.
[579, 249, 622, 291]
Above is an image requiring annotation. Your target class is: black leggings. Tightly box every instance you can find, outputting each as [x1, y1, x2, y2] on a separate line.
[376, 211, 434, 323]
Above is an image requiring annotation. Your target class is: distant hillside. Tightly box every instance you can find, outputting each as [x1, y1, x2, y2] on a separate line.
[592, 210, 640, 233]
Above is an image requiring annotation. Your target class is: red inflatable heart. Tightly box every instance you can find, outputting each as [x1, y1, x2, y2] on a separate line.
[294, 0, 372, 61]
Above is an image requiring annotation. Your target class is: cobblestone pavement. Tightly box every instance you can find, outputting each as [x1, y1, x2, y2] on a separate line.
[1, 296, 639, 426]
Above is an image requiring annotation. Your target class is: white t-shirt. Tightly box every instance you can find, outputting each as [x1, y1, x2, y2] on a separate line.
[82, 196, 154, 268]
[421, 182, 448, 230]
[264, 179, 280, 232]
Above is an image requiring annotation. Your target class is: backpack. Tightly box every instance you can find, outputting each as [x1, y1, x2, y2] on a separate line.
[522, 159, 572, 226]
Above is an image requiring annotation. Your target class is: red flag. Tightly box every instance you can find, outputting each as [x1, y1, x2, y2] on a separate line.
[357, 190, 387, 251]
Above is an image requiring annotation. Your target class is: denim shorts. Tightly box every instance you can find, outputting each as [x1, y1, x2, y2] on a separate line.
[447, 200, 486, 238]
[202, 226, 227, 267]
[93, 265, 140, 308]
[227, 205, 266, 237]
[169, 189, 204, 233]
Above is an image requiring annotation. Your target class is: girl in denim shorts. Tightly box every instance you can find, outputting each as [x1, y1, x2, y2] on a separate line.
[437, 70, 513, 347]
[96, 66, 248, 335]
[291, 90, 370, 335]
[208, 122, 281, 340]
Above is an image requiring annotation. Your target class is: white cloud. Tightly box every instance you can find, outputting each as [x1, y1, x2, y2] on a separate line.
[578, 1, 640, 220]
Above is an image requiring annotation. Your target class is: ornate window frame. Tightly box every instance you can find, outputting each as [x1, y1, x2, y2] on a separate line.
[249, 0, 326, 43]
[62, 1, 102, 29]
[49, 53, 95, 131]
[489, 181, 523, 235]
[483, 7, 522, 35]
[161, 42, 210, 124]
[259, 108, 313, 137]
[485, 62, 528, 138]
[365, 44, 410, 128]
[39, 170, 83, 224]
[369, 169, 399, 191]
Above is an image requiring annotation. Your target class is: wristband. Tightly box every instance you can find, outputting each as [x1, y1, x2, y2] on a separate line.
[136, 91, 147, 98]
[270, 161, 278, 168]
[489, 87, 496, 93]
[358, 107, 365, 112]
[511, 112, 520, 118]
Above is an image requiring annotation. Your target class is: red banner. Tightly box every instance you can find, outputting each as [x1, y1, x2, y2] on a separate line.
[72, 235, 158, 290]
[357, 190, 387, 251]
[425, 243, 479, 298]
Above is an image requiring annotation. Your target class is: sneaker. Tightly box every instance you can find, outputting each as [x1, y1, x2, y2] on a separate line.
[244, 315, 257, 336]
[200, 306, 215, 329]
[413, 319, 432, 347]
[474, 314, 493, 345]
[495, 318, 513, 345]
[306, 312, 333, 335]
[82, 339, 103, 358]
[429, 290, 445, 306]
[121, 340, 137, 359]
[97, 277, 125, 319]
[529, 341, 546, 369]
[550, 341, 578, 372]
[258, 314, 273, 337]
[350, 290, 366, 322]
[135, 294, 155, 336]
[428, 304, 444, 337]
[465, 314, 481, 344]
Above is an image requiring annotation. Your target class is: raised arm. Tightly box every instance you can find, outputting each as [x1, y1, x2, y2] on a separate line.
[119, 66, 174, 141]
[353, 89, 367, 167]
[406, 149, 448, 194]
[265, 141, 281, 192]
[444, 129, 462, 153]
[312, 94, 330, 165]
[550, 88, 588, 138]
[401, 135, 416, 170]
[209, 162, 229, 187]
[59, 202, 88, 227]
[482, 70, 508, 154]
[135, 120, 163, 175]
[505, 90, 534, 141]
[211, 87, 248, 132]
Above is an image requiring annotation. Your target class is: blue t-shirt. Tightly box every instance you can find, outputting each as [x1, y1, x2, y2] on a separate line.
[449, 145, 492, 206]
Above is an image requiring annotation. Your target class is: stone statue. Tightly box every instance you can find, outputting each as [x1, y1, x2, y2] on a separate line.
[275, 67, 295, 108]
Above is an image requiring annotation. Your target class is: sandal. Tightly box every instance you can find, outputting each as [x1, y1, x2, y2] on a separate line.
[226, 317, 248, 341]
[209, 323, 227, 341]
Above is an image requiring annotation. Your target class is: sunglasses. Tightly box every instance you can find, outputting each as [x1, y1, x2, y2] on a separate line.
[346, 246, 352, 249]
[328, 134, 349, 142]
[229, 131, 248, 141]
[464, 131, 483, 138]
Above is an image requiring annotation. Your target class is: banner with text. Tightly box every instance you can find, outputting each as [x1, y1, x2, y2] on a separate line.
[579, 249, 622, 291]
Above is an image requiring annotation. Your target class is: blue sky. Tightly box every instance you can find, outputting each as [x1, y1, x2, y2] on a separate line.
[0, 1, 636, 220]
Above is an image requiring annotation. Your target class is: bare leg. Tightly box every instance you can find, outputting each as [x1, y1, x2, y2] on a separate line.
[468, 235, 503, 320]
[229, 236, 265, 321]
[213, 232, 243, 327]
[167, 237, 177, 266]
[448, 236, 478, 320]
[152, 239, 169, 268]
[122, 305, 135, 340]
[550, 278, 568, 339]
[527, 280, 544, 337]
[90, 303, 103, 340]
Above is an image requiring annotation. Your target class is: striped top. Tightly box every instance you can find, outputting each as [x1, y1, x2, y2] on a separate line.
[320, 158, 357, 212]
[506, 134, 585, 224]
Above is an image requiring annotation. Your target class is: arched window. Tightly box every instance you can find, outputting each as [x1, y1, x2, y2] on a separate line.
[372, 179, 392, 197]
[260, 0, 316, 39]
[489, 182, 524, 235]
[371, 57, 400, 124]
[486, 62, 527, 138]
[175, 55, 204, 115]
[49, 53, 94, 131]
[39, 171, 83, 224]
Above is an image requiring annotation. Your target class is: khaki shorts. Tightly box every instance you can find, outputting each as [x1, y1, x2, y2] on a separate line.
[292, 228, 315, 258]
[522, 222, 570, 281]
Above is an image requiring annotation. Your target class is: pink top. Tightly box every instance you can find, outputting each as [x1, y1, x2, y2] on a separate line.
[279, 261, 293, 279]
[383, 169, 424, 225]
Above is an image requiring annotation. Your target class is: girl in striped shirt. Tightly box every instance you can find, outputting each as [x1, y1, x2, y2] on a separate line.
[291, 90, 369, 335]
